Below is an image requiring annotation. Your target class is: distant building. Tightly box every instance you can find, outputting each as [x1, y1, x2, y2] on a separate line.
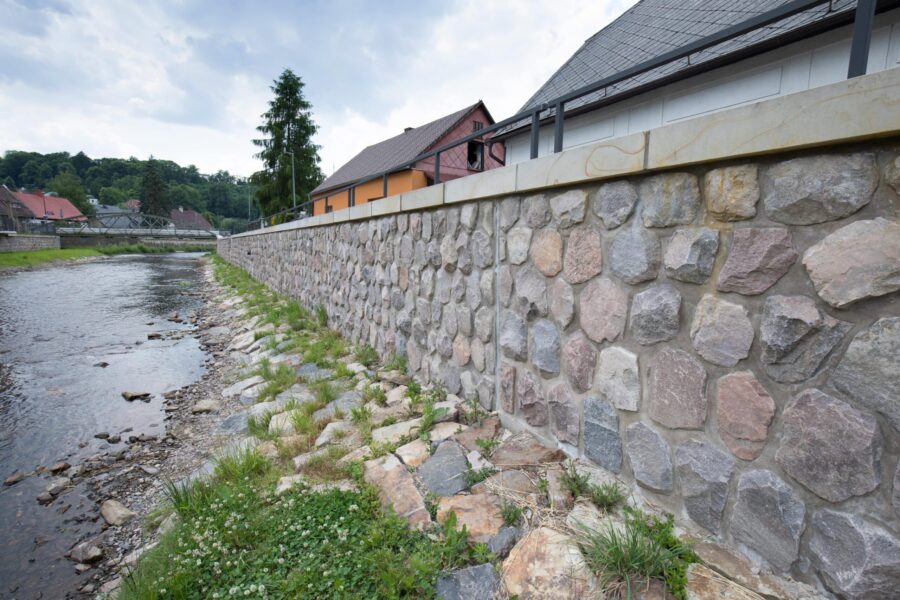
[11, 190, 86, 221]
[124, 198, 141, 211]
[170, 207, 212, 230]
[310, 100, 504, 215]
[0, 185, 33, 231]
[93, 204, 142, 229]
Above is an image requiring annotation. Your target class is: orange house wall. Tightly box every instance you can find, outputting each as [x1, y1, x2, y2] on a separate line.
[312, 170, 426, 216]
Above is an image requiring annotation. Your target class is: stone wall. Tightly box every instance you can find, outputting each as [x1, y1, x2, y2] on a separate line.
[58, 235, 216, 249]
[219, 141, 900, 596]
[0, 233, 61, 252]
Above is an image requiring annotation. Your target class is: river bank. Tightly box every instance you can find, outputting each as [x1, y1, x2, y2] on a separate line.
[0, 244, 214, 272]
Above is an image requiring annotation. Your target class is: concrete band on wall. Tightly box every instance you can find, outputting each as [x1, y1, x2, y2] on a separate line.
[219, 70, 900, 596]
[0, 234, 60, 252]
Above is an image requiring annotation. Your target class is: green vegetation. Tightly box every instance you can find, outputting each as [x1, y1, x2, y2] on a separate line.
[121, 449, 490, 599]
[355, 345, 379, 368]
[0, 244, 210, 269]
[362, 384, 386, 407]
[254, 358, 298, 403]
[463, 466, 496, 487]
[500, 502, 523, 526]
[577, 508, 698, 600]
[1, 149, 257, 231]
[559, 461, 627, 513]
[475, 437, 500, 456]
[383, 353, 407, 373]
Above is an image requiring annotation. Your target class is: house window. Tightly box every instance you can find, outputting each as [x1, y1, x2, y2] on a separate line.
[467, 141, 484, 171]
[472, 121, 483, 132]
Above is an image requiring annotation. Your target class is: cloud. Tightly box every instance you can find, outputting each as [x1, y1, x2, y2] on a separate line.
[0, 0, 634, 177]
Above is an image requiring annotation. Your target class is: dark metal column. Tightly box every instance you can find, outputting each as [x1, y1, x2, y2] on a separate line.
[553, 102, 565, 153]
[529, 109, 541, 159]
[848, 0, 877, 78]
[382, 173, 388, 199]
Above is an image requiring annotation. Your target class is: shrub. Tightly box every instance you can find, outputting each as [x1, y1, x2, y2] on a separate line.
[355, 345, 379, 368]
[590, 482, 626, 511]
[500, 502, 523, 526]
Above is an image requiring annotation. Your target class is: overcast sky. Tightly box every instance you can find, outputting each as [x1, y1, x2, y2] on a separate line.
[0, 0, 633, 178]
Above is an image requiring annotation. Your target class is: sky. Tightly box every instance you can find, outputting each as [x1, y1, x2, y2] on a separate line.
[0, 0, 634, 178]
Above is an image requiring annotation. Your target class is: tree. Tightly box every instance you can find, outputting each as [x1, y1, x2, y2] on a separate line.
[99, 186, 127, 206]
[48, 171, 93, 216]
[251, 69, 324, 216]
[140, 159, 170, 217]
[71, 151, 93, 177]
[2, 176, 15, 189]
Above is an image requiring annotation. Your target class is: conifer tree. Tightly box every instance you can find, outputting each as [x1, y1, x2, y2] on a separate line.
[139, 158, 169, 217]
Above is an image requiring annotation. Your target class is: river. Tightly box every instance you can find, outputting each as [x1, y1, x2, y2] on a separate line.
[0, 253, 209, 599]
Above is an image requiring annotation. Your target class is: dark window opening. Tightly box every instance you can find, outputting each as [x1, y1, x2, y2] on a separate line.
[472, 121, 483, 132]
[467, 141, 484, 171]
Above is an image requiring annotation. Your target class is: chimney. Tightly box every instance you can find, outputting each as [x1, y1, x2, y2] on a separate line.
[404, 127, 413, 133]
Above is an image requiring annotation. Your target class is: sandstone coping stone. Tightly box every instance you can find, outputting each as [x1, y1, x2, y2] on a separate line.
[690, 294, 754, 367]
[630, 284, 681, 345]
[437, 494, 505, 543]
[762, 152, 877, 225]
[831, 317, 900, 432]
[364, 454, 430, 529]
[530, 229, 563, 276]
[609, 227, 660, 285]
[715, 371, 775, 461]
[802, 217, 900, 308]
[729, 469, 805, 572]
[435, 564, 500, 600]
[809, 509, 900, 600]
[517, 368, 548, 427]
[640, 172, 701, 227]
[506, 227, 532, 265]
[759, 295, 851, 383]
[776, 388, 881, 503]
[529, 319, 560, 377]
[625, 422, 672, 492]
[562, 226, 603, 284]
[419, 440, 469, 496]
[716, 227, 798, 295]
[549, 278, 575, 328]
[592, 180, 637, 229]
[513, 266, 548, 319]
[703, 164, 759, 221]
[561, 331, 596, 393]
[648, 347, 707, 429]
[548, 383, 579, 445]
[595, 346, 640, 412]
[584, 397, 622, 473]
[502, 527, 596, 599]
[499, 364, 516, 413]
[491, 432, 565, 469]
[664, 227, 719, 284]
[579, 277, 628, 343]
[674, 439, 734, 533]
[499, 311, 528, 361]
[545, 186, 588, 226]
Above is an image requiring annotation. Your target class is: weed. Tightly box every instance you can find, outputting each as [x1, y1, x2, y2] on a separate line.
[383, 353, 407, 373]
[590, 482, 626, 512]
[500, 502, 523, 526]
[424, 492, 440, 521]
[246, 412, 275, 439]
[537, 478, 549, 496]
[475, 437, 499, 456]
[463, 466, 496, 487]
[350, 405, 372, 426]
[355, 345, 379, 368]
[299, 446, 349, 481]
[334, 362, 352, 379]
[363, 384, 386, 406]
[417, 394, 449, 440]
[560, 461, 591, 497]
[310, 379, 338, 406]
[379, 415, 398, 428]
[315, 304, 328, 328]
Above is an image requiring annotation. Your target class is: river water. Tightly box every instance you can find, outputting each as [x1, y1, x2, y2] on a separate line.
[0, 253, 209, 598]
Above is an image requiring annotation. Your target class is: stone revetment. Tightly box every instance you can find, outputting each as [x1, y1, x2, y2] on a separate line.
[220, 68, 900, 596]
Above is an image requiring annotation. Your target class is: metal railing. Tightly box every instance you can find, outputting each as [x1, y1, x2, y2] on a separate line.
[52, 211, 217, 238]
[238, 0, 882, 234]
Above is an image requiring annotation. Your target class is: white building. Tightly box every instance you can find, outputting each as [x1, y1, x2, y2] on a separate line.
[501, 0, 900, 164]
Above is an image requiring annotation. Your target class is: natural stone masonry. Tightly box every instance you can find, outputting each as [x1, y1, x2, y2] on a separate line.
[715, 371, 775, 461]
[730, 470, 805, 572]
[221, 140, 900, 594]
[802, 218, 900, 308]
[762, 152, 878, 225]
[830, 317, 900, 431]
[776, 389, 882, 503]
[716, 228, 797, 295]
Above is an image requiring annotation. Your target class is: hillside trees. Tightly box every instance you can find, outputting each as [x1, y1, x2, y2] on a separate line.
[251, 69, 324, 216]
[139, 159, 170, 217]
[47, 171, 93, 216]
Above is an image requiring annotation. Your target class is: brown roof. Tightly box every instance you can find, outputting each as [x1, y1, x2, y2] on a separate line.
[170, 207, 212, 230]
[12, 190, 86, 221]
[312, 101, 490, 195]
[0, 186, 36, 219]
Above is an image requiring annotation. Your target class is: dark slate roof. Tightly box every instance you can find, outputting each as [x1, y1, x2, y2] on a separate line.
[313, 101, 485, 195]
[503, 0, 858, 133]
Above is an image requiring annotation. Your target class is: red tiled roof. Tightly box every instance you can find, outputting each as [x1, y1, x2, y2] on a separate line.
[169, 207, 212, 230]
[125, 198, 140, 210]
[12, 191, 86, 221]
